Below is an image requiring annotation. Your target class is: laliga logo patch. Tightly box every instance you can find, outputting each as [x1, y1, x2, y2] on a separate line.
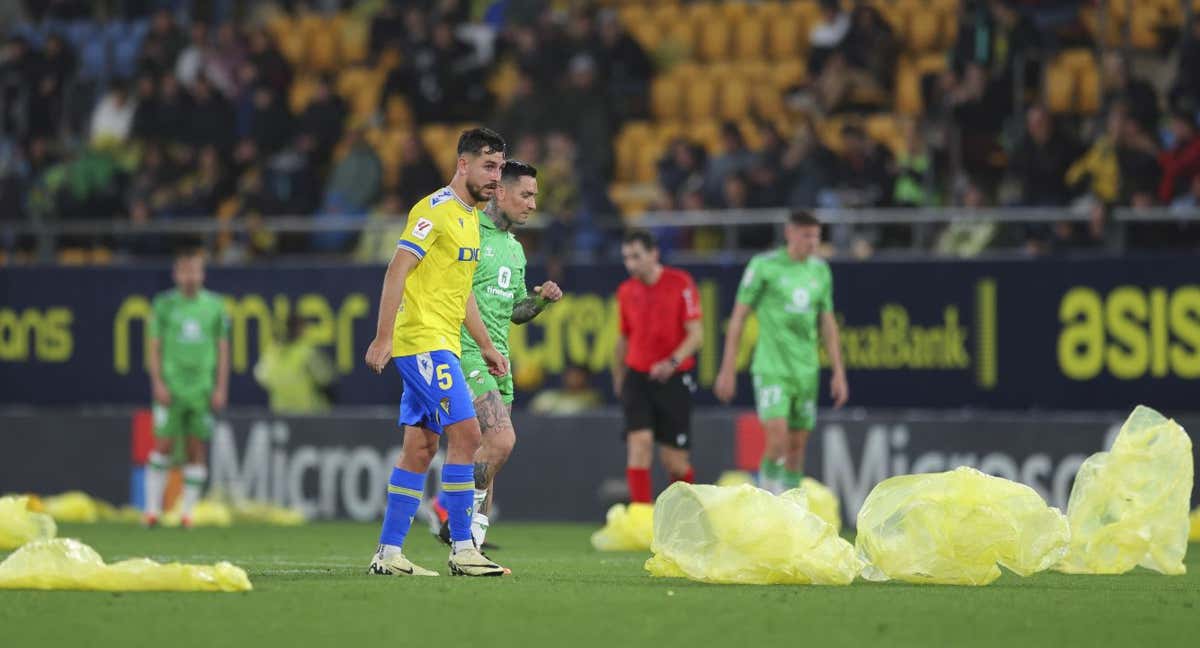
[412, 218, 434, 240]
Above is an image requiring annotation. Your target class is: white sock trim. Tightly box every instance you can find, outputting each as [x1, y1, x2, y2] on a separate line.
[452, 539, 475, 553]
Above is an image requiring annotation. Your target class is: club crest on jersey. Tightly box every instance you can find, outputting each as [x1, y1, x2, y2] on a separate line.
[458, 217, 464, 228]
[417, 353, 434, 385]
[440, 398, 451, 415]
[458, 247, 480, 262]
[411, 218, 434, 241]
[429, 187, 454, 207]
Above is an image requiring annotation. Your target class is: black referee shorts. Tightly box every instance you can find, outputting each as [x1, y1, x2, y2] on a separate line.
[621, 369, 696, 450]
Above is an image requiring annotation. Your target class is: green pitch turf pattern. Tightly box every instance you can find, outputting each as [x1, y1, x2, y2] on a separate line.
[1, 523, 1198, 647]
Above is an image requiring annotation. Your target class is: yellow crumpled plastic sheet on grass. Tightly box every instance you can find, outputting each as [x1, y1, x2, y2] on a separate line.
[1057, 405, 1193, 576]
[591, 502, 654, 551]
[0, 538, 252, 592]
[0, 496, 57, 551]
[856, 466, 1070, 586]
[644, 483, 862, 585]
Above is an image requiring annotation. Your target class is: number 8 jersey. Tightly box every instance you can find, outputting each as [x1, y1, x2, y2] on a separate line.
[459, 213, 528, 359]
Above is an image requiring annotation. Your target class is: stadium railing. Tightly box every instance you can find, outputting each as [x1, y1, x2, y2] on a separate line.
[4, 207, 1196, 263]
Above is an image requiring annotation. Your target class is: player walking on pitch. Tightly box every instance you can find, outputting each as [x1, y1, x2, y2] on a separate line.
[714, 211, 849, 494]
[365, 128, 510, 577]
[613, 230, 704, 502]
[436, 160, 562, 550]
[143, 245, 230, 528]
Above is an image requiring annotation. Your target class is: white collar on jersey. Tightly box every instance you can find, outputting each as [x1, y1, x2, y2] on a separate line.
[445, 186, 475, 213]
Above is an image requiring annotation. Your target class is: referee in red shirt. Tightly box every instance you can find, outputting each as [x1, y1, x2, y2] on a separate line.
[612, 230, 704, 504]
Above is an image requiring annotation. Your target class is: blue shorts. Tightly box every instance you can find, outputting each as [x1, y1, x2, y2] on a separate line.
[394, 350, 476, 434]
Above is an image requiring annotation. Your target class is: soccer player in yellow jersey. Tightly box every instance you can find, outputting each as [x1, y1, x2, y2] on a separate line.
[364, 128, 511, 577]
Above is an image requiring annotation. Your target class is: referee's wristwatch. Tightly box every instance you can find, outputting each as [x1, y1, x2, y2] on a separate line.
[667, 357, 681, 370]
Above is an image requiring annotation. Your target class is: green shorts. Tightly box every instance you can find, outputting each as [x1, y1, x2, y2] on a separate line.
[752, 373, 817, 431]
[460, 351, 514, 405]
[153, 394, 214, 440]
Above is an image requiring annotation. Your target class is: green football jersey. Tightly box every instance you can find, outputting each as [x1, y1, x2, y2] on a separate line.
[735, 249, 834, 378]
[460, 215, 528, 358]
[149, 289, 230, 396]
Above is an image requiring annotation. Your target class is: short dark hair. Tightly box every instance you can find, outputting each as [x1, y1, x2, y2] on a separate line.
[501, 159, 537, 183]
[622, 229, 657, 250]
[457, 127, 506, 156]
[173, 240, 206, 260]
[789, 210, 820, 227]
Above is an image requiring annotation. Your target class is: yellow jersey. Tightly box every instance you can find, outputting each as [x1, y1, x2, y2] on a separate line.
[392, 186, 481, 357]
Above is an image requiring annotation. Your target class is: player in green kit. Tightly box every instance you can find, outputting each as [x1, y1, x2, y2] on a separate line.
[434, 160, 562, 551]
[143, 245, 230, 527]
[714, 211, 848, 494]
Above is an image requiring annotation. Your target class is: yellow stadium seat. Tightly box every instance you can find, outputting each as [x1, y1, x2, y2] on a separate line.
[1076, 60, 1101, 115]
[767, 15, 802, 61]
[683, 74, 718, 122]
[616, 121, 653, 183]
[385, 95, 412, 130]
[895, 57, 921, 115]
[737, 60, 771, 84]
[288, 74, 319, 114]
[654, 121, 686, 147]
[301, 14, 339, 71]
[772, 59, 807, 89]
[618, 4, 649, 32]
[627, 21, 660, 53]
[717, 77, 751, 121]
[267, 14, 303, 65]
[789, 0, 822, 50]
[905, 7, 941, 53]
[751, 84, 785, 121]
[651, 75, 683, 120]
[732, 15, 766, 61]
[691, 120, 722, 154]
[1043, 56, 1074, 114]
[672, 62, 703, 82]
[720, 1, 749, 23]
[635, 138, 666, 184]
[1130, 5, 1164, 50]
[336, 12, 369, 65]
[696, 20, 729, 62]
[663, 21, 695, 56]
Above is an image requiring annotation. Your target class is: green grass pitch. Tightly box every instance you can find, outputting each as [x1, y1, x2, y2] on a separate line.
[2, 522, 1198, 647]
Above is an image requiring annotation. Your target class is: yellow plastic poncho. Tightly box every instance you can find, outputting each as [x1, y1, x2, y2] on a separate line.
[856, 466, 1070, 586]
[0, 538, 252, 592]
[1057, 405, 1193, 575]
[0, 496, 57, 550]
[591, 502, 654, 551]
[645, 483, 862, 585]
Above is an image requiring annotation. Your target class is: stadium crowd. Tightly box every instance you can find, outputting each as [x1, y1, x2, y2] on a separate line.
[1, 0, 1198, 264]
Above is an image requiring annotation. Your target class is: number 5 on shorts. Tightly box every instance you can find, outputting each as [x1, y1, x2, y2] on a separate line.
[436, 364, 453, 389]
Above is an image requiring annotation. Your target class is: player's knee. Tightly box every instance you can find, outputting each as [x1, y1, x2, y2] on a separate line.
[627, 431, 653, 467]
[487, 426, 516, 461]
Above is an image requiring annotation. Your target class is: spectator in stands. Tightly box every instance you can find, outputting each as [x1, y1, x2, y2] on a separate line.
[395, 134, 442, 208]
[1102, 52, 1160, 137]
[247, 85, 292, 155]
[936, 178, 997, 258]
[130, 73, 159, 141]
[1009, 104, 1082, 206]
[369, 2, 406, 57]
[28, 34, 74, 139]
[1172, 15, 1200, 109]
[893, 121, 933, 207]
[354, 193, 408, 264]
[947, 63, 1007, 184]
[808, 0, 850, 79]
[89, 81, 137, 145]
[828, 4, 897, 109]
[657, 139, 706, 204]
[0, 36, 37, 136]
[1157, 103, 1200, 204]
[778, 116, 835, 208]
[704, 123, 756, 205]
[826, 124, 894, 208]
[140, 8, 187, 78]
[156, 73, 191, 146]
[206, 23, 245, 99]
[187, 76, 236, 152]
[297, 75, 347, 168]
[254, 312, 336, 414]
[596, 9, 651, 123]
[316, 127, 382, 251]
[175, 22, 209, 88]
[246, 28, 291, 96]
[554, 54, 613, 182]
[492, 72, 547, 147]
[529, 365, 603, 416]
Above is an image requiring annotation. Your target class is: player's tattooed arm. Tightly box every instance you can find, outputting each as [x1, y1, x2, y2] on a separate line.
[510, 296, 545, 324]
[511, 281, 563, 324]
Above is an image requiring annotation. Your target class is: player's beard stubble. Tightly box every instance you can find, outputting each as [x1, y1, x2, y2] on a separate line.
[466, 180, 498, 203]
